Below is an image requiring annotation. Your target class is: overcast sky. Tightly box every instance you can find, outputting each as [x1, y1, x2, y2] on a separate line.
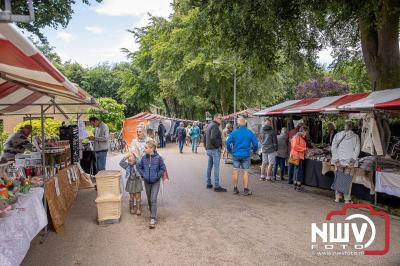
[41, 0, 333, 67]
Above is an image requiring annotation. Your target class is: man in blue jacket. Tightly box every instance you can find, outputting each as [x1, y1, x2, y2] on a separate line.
[226, 117, 258, 195]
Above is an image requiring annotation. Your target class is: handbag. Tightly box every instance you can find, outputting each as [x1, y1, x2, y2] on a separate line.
[288, 155, 300, 166]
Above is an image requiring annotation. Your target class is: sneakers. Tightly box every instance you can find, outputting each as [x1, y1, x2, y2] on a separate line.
[233, 187, 240, 194]
[214, 186, 227, 192]
[265, 176, 271, 181]
[295, 186, 304, 192]
[242, 188, 252, 196]
[259, 176, 266, 181]
[206, 184, 213, 189]
[270, 177, 276, 183]
[149, 218, 156, 229]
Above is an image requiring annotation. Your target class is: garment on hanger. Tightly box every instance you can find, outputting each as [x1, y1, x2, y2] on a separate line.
[361, 113, 383, 155]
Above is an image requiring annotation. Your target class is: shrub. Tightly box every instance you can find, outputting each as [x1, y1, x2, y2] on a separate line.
[14, 119, 63, 138]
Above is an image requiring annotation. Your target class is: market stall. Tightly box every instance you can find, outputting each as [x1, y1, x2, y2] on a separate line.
[122, 112, 194, 145]
[255, 88, 400, 205]
[0, 21, 99, 265]
[222, 108, 264, 137]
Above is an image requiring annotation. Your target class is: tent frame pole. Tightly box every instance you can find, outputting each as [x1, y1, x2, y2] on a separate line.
[40, 104, 49, 243]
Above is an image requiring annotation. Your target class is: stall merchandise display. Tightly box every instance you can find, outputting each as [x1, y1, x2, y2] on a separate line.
[60, 125, 80, 163]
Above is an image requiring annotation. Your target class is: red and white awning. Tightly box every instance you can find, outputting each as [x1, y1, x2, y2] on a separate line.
[255, 88, 400, 116]
[337, 88, 400, 111]
[0, 22, 98, 115]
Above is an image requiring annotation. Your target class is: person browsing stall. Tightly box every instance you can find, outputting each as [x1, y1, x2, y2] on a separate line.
[89, 117, 109, 171]
[226, 117, 258, 195]
[0, 125, 33, 162]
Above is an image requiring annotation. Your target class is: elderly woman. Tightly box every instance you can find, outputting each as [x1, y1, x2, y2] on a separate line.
[289, 126, 308, 192]
[190, 122, 201, 153]
[127, 125, 153, 214]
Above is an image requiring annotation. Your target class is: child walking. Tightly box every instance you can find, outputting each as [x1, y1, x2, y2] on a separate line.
[119, 152, 143, 215]
[137, 140, 166, 229]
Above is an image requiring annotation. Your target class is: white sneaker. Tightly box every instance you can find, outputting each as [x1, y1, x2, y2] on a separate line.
[149, 218, 156, 229]
[265, 176, 271, 181]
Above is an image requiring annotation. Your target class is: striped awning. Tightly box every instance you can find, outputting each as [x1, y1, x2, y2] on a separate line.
[255, 88, 400, 116]
[0, 22, 98, 115]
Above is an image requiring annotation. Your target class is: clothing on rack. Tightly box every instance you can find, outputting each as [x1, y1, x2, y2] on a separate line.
[361, 113, 383, 155]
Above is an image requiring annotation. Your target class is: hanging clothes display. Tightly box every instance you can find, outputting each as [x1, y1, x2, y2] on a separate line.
[361, 113, 384, 155]
[307, 116, 322, 144]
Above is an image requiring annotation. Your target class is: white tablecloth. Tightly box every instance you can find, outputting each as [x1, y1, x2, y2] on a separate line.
[0, 187, 48, 266]
[376, 170, 400, 197]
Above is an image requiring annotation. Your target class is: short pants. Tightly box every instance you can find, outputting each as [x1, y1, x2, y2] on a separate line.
[262, 152, 276, 164]
[233, 156, 250, 170]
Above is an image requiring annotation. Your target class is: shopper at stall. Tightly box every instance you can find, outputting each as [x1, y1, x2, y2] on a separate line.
[287, 122, 304, 184]
[222, 123, 233, 162]
[226, 117, 258, 195]
[120, 152, 143, 215]
[137, 140, 166, 229]
[157, 121, 167, 148]
[0, 125, 33, 162]
[290, 126, 308, 192]
[331, 120, 360, 203]
[190, 122, 201, 153]
[324, 122, 337, 146]
[273, 127, 288, 181]
[175, 122, 186, 153]
[205, 114, 227, 192]
[89, 117, 109, 171]
[260, 118, 278, 181]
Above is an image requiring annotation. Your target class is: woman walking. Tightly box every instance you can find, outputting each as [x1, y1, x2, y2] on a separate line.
[190, 122, 201, 153]
[273, 127, 288, 181]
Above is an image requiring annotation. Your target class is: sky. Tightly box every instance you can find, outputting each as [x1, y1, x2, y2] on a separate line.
[40, 0, 333, 67]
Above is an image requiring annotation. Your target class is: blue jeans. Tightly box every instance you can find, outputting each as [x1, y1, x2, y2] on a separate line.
[294, 160, 304, 183]
[233, 156, 250, 170]
[159, 135, 165, 148]
[206, 149, 221, 188]
[178, 139, 185, 153]
[273, 156, 286, 178]
[191, 137, 198, 153]
[288, 163, 295, 184]
[96, 151, 107, 171]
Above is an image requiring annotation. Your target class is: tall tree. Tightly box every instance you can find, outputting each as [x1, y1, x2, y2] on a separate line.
[187, 0, 400, 90]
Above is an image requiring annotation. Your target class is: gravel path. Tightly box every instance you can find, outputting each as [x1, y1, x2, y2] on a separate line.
[23, 144, 400, 266]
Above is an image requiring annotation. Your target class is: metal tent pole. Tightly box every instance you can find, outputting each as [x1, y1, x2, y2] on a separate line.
[40, 104, 49, 243]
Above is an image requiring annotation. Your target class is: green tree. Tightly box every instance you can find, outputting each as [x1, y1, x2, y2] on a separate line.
[186, 0, 400, 90]
[331, 59, 372, 93]
[88, 98, 126, 132]
[1, 0, 102, 42]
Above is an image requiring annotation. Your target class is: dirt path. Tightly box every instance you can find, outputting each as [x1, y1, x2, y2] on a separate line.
[23, 144, 400, 266]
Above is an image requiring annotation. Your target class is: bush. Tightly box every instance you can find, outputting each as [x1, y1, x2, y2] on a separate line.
[0, 131, 9, 153]
[14, 119, 63, 138]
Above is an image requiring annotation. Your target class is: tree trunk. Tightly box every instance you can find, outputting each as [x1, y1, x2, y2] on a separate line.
[359, 0, 400, 90]
[162, 98, 171, 117]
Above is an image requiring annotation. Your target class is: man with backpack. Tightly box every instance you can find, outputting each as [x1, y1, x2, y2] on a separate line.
[260, 118, 278, 181]
[175, 122, 186, 153]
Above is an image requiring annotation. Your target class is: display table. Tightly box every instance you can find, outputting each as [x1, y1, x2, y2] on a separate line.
[303, 159, 334, 189]
[45, 165, 81, 233]
[0, 188, 47, 266]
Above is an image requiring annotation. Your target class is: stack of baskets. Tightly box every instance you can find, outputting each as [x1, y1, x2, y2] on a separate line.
[95, 170, 122, 223]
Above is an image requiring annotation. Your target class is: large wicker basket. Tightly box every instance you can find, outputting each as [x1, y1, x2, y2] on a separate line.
[95, 170, 121, 197]
[95, 194, 122, 222]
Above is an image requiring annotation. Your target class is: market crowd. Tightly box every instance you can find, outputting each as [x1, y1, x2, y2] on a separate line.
[197, 113, 373, 203]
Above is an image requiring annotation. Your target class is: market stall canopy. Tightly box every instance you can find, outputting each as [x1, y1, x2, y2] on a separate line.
[0, 22, 99, 115]
[222, 108, 261, 120]
[337, 88, 400, 111]
[254, 89, 400, 116]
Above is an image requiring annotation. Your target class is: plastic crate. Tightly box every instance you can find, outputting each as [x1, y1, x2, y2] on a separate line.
[95, 194, 122, 222]
[95, 170, 121, 197]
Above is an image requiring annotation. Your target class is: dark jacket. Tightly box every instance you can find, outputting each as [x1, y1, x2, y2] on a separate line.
[205, 121, 222, 150]
[137, 152, 166, 184]
[158, 123, 166, 136]
[175, 126, 186, 141]
[260, 125, 278, 153]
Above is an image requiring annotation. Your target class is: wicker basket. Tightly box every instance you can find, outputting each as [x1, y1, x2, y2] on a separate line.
[95, 170, 121, 197]
[95, 194, 122, 222]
